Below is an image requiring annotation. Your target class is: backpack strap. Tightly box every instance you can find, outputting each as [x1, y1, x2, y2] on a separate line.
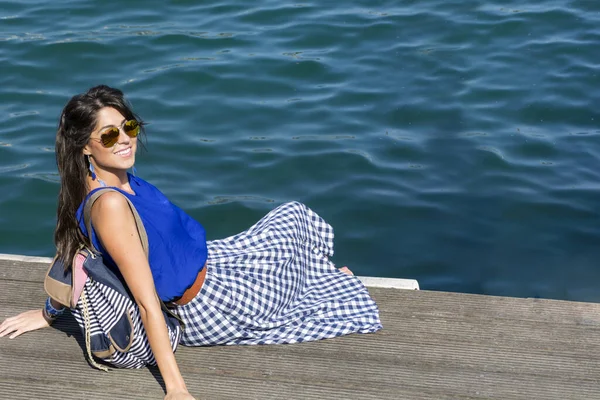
[83, 188, 149, 256]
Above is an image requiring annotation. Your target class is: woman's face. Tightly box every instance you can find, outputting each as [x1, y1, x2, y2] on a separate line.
[83, 107, 137, 173]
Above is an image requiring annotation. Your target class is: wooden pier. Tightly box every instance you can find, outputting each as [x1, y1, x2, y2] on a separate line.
[1, 255, 599, 399]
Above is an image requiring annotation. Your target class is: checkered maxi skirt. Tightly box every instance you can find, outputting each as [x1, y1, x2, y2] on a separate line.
[174, 201, 382, 346]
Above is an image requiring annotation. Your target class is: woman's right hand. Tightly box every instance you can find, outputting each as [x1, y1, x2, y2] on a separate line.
[0, 309, 51, 339]
[164, 390, 197, 400]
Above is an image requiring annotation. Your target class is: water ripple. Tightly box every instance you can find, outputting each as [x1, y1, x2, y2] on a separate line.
[1, 0, 600, 301]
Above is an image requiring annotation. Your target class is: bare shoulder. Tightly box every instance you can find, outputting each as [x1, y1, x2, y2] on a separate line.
[90, 191, 136, 234]
[90, 191, 142, 254]
[89, 192, 147, 277]
[91, 191, 130, 217]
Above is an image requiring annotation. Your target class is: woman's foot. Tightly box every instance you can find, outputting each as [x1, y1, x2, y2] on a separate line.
[339, 266, 354, 276]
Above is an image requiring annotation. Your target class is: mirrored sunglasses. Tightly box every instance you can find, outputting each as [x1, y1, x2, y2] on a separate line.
[96, 119, 140, 148]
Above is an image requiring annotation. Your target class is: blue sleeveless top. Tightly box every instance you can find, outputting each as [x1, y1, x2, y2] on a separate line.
[76, 174, 207, 302]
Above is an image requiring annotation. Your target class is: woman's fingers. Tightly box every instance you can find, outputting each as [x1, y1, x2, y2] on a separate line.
[0, 318, 10, 337]
[0, 317, 22, 338]
[9, 327, 24, 339]
[0, 315, 20, 337]
[0, 309, 50, 339]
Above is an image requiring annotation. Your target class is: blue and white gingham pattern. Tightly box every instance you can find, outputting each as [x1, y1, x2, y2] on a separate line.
[176, 201, 382, 346]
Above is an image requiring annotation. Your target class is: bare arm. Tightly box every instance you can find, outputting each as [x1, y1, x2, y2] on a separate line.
[0, 309, 50, 339]
[91, 192, 194, 400]
[0, 297, 64, 339]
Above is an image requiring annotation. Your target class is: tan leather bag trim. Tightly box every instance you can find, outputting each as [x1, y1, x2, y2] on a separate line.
[43, 259, 71, 308]
[107, 311, 135, 353]
[92, 343, 116, 360]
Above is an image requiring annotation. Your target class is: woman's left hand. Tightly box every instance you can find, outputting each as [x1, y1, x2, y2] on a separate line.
[0, 309, 51, 339]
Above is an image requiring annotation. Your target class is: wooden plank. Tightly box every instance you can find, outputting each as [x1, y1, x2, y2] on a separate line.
[0, 255, 420, 290]
[5, 280, 600, 353]
[2, 258, 600, 399]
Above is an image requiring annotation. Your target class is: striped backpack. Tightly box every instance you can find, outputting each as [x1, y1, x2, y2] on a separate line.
[44, 188, 182, 370]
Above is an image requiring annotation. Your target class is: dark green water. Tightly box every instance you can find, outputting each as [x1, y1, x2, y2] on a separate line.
[1, 1, 600, 301]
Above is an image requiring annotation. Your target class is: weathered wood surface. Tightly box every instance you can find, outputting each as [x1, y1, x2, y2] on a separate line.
[1, 258, 599, 400]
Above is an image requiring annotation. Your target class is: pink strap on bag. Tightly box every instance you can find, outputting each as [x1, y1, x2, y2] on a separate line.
[71, 252, 88, 308]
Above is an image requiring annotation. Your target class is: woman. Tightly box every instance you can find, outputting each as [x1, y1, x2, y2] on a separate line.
[0, 85, 382, 400]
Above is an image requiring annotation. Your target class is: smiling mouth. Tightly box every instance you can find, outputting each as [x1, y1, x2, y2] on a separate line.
[115, 147, 132, 156]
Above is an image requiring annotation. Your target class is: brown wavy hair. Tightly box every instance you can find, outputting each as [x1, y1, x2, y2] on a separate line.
[54, 85, 145, 267]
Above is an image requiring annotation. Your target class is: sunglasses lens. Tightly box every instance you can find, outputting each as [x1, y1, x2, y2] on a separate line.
[100, 128, 119, 147]
[124, 120, 140, 137]
[97, 120, 140, 147]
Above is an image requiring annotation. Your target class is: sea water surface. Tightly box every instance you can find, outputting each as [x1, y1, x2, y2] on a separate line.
[1, 1, 599, 302]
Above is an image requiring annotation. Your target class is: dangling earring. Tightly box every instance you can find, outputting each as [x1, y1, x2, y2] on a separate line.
[132, 165, 137, 176]
[87, 155, 97, 180]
